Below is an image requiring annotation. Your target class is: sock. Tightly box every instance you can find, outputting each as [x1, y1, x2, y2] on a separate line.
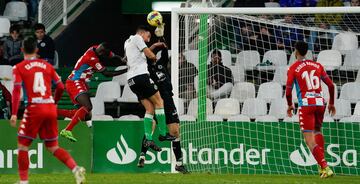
[53, 148, 77, 170]
[57, 109, 77, 118]
[141, 135, 149, 154]
[144, 114, 154, 140]
[18, 150, 29, 181]
[172, 138, 183, 165]
[312, 145, 328, 169]
[315, 133, 325, 150]
[65, 107, 89, 131]
[155, 108, 167, 136]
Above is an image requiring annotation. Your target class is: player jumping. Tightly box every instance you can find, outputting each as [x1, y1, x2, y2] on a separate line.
[58, 43, 127, 142]
[285, 41, 336, 178]
[10, 37, 86, 184]
[124, 25, 176, 152]
[136, 26, 188, 173]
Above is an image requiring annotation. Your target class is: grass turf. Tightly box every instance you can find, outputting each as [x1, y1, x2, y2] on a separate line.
[1, 173, 360, 184]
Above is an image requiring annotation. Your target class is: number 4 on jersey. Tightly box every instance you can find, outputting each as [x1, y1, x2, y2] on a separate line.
[33, 72, 46, 96]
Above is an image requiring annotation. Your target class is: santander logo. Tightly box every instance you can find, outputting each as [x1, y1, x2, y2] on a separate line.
[106, 135, 137, 164]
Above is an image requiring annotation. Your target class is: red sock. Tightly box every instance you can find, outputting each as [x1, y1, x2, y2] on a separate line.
[18, 150, 29, 181]
[65, 107, 89, 131]
[53, 148, 77, 170]
[58, 109, 78, 118]
[315, 133, 325, 150]
[312, 145, 328, 169]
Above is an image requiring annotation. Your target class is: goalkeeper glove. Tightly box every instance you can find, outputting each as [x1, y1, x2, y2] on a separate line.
[155, 23, 165, 37]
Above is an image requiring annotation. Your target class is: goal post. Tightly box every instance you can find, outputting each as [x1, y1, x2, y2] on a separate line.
[171, 7, 360, 175]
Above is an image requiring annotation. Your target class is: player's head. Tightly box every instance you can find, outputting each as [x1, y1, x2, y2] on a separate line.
[34, 23, 46, 40]
[211, 49, 222, 64]
[294, 41, 308, 58]
[136, 25, 151, 43]
[22, 36, 38, 55]
[96, 42, 111, 57]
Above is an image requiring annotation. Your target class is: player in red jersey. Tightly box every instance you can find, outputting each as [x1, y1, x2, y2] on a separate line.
[285, 41, 336, 178]
[10, 37, 86, 184]
[58, 43, 127, 142]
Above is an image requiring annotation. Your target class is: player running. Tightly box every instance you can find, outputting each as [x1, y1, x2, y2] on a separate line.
[10, 37, 85, 184]
[58, 43, 127, 142]
[124, 25, 175, 152]
[285, 41, 336, 178]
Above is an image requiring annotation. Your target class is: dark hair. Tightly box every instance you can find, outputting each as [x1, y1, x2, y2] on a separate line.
[211, 49, 222, 58]
[34, 23, 45, 31]
[295, 41, 308, 56]
[136, 25, 151, 33]
[22, 37, 37, 54]
[9, 24, 19, 33]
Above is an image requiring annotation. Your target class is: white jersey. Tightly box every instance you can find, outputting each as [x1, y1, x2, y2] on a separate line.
[124, 34, 149, 79]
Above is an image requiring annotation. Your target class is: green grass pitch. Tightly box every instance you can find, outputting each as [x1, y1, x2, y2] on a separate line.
[1, 173, 360, 184]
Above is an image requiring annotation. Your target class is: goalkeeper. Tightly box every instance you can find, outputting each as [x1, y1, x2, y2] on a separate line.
[137, 24, 188, 173]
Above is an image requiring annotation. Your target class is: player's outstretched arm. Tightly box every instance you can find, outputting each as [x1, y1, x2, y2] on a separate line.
[101, 67, 128, 77]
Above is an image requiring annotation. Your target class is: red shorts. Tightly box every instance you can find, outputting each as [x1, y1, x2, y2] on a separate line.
[298, 106, 326, 132]
[66, 79, 89, 105]
[18, 104, 58, 147]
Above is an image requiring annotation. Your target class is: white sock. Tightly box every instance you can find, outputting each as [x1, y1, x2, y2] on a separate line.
[72, 166, 79, 173]
[20, 181, 29, 184]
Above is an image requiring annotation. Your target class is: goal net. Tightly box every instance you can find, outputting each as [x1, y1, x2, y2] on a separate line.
[171, 7, 360, 175]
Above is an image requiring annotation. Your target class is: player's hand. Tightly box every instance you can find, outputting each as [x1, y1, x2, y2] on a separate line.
[10, 115, 17, 128]
[287, 105, 294, 117]
[155, 23, 165, 37]
[328, 104, 336, 117]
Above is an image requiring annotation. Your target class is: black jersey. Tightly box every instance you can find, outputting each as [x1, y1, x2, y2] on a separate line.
[147, 48, 173, 94]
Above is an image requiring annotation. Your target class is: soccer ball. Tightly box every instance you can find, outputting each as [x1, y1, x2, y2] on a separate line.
[147, 11, 163, 27]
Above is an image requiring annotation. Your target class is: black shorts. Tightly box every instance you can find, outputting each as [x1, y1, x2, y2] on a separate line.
[160, 89, 180, 124]
[128, 74, 158, 101]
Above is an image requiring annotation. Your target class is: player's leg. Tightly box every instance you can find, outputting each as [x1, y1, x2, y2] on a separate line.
[140, 99, 161, 152]
[314, 106, 333, 178]
[16, 107, 37, 184]
[161, 93, 188, 173]
[41, 107, 85, 183]
[17, 141, 31, 184]
[46, 144, 86, 184]
[300, 106, 329, 177]
[148, 92, 167, 136]
[137, 120, 156, 168]
[58, 108, 78, 119]
[61, 93, 92, 142]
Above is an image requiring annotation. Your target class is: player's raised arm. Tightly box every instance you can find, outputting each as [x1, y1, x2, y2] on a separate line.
[320, 65, 336, 116]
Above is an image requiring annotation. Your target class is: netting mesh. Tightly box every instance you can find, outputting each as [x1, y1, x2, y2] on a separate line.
[176, 10, 360, 175]
[39, 0, 82, 31]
